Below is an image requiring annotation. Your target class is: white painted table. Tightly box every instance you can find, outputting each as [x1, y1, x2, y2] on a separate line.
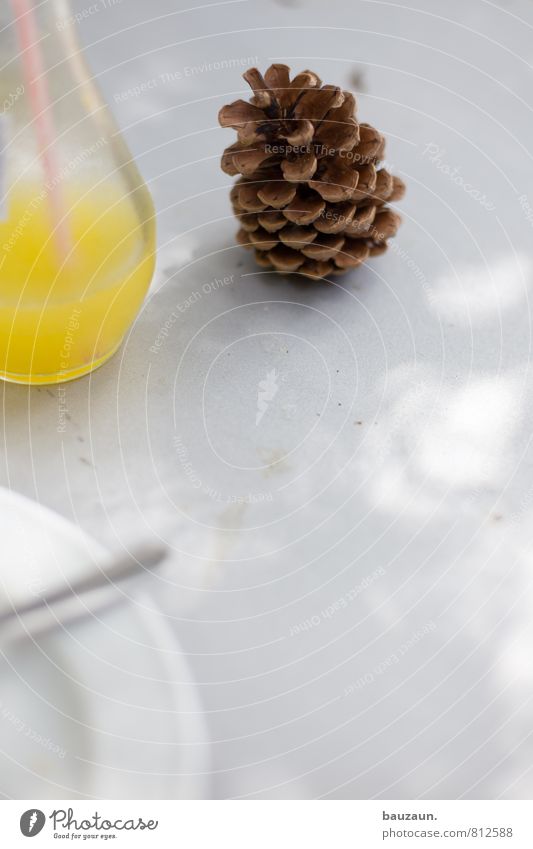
[2, 0, 533, 798]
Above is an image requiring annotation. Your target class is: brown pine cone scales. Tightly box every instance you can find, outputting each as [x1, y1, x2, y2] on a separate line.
[219, 65, 405, 279]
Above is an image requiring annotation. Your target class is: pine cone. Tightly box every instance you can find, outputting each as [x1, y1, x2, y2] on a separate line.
[219, 65, 405, 279]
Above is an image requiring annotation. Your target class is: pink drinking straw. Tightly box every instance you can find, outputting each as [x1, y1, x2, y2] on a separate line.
[11, 0, 72, 260]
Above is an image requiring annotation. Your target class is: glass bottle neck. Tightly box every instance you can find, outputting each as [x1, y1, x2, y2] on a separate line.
[1, 0, 80, 69]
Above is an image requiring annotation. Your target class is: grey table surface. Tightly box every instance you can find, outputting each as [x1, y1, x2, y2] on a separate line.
[2, 0, 533, 798]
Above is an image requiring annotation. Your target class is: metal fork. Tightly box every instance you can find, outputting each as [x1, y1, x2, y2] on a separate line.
[0, 542, 167, 646]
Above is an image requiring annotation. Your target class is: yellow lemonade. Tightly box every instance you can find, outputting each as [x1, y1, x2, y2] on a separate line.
[0, 181, 155, 384]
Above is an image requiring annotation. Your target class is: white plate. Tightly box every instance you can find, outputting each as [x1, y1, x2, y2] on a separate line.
[0, 487, 107, 611]
[0, 488, 210, 799]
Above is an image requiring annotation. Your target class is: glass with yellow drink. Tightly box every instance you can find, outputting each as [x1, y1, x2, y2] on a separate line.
[1, 0, 155, 384]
